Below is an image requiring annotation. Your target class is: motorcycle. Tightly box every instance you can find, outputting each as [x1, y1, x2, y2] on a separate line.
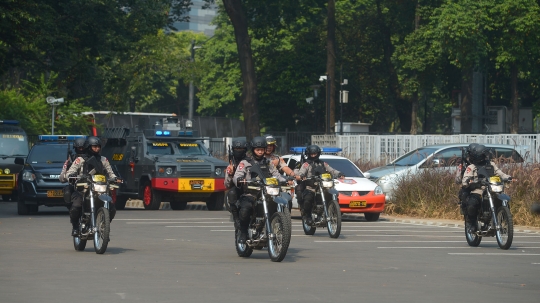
[235, 168, 292, 262]
[301, 173, 342, 238]
[72, 174, 119, 254]
[463, 173, 514, 250]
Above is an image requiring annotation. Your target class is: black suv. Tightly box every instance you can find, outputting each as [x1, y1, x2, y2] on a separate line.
[15, 135, 86, 215]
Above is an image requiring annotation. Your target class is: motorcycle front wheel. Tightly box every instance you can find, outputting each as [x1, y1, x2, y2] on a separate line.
[464, 216, 481, 247]
[496, 206, 513, 250]
[326, 200, 342, 238]
[302, 212, 316, 235]
[268, 211, 291, 262]
[73, 217, 87, 251]
[94, 207, 110, 254]
[235, 229, 253, 257]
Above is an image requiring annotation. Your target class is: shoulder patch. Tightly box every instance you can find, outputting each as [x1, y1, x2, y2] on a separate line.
[238, 162, 245, 171]
[303, 162, 309, 168]
[323, 162, 329, 166]
[74, 158, 81, 165]
[466, 167, 471, 173]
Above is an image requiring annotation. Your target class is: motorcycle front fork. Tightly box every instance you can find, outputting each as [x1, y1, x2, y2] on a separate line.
[485, 191, 500, 230]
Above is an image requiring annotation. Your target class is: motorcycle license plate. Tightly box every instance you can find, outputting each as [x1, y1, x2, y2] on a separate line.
[47, 189, 64, 198]
[349, 201, 367, 208]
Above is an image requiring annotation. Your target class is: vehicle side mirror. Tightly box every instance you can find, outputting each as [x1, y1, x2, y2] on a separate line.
[363, 172, 370, 179]
[14, 157, 25, 165]
[130, 146, 139, 162]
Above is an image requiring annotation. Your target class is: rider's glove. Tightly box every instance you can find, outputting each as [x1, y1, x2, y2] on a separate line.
[237, 177, 245, 188]
[68, 173, 77, 178]
[506, 176, 513, 181]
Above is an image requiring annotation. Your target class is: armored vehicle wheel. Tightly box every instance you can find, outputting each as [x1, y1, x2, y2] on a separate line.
[142, 182, 161, 210]
[170, 201, 187, 210]
[2, 194, 12, 201]
[206, 192, 225, 211]
[112, 190, 128, 210]
[17, 198, 29, 215]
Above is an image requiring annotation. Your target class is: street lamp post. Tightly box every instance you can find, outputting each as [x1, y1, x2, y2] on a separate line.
[46, 96, 64, 135]
[339, 78, 348, 135]
[189, 41, 203, 121]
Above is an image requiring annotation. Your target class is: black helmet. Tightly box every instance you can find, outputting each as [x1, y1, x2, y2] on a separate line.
[87, 136, 101, 148]
[250, 136, 267, 160]
[469, 144, 488, 164]
[73, 138, 87, 154]
[305, 145, 321, 161]
[232, 139, 248, 160]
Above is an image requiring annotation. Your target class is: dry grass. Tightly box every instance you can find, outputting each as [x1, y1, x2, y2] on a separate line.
[384, 162, 540, 228]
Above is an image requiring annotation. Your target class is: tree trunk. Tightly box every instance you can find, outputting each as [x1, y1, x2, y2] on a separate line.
[375, 0, 410, 132]
[326, 0, 336, 133]
[460, 69, 473, 134]
[410, 92, 418, 134]
[222, 0, 260, 140]
[510, 63, 519, 134]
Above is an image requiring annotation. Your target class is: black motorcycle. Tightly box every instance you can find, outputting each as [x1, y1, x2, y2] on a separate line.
[72, 174, 119, 254]
[464, 174, 514, 250]
[301, 173, 342, 238]
[235, 170, 292, 262]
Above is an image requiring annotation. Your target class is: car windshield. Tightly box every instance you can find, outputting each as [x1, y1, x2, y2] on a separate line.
[0, 135, 29, 156]
[147, 142, 174, 155]
[28, 144, 68, 164]
[391, 147, 439, 166]
[322, 158, 364, 177]
[176, 143, 207, 156]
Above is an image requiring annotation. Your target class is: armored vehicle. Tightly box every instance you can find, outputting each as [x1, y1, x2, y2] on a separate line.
[100, 116, 228, 210]
[0, 120, 29, 201]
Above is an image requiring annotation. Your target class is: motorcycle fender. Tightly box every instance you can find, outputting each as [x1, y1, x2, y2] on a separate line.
[273, 196, 288, 206]
[99, 194, 112, 208]
[280, 192, 292, 202]
[327, 188, 339, 195]
[496, 193, 511, 206]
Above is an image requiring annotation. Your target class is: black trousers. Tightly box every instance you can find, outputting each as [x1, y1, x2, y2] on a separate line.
[302, 190, 316, 216]
[465, 193, 482, 221]
[238, 195, 256, 232]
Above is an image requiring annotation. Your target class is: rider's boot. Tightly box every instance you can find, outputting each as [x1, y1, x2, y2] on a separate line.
[71, 222, 79, 237]
[232, 211, 241, 230]
[303, 211, 313, 226]
[238, 221, 248, 244]
[466, 215, 477, 233]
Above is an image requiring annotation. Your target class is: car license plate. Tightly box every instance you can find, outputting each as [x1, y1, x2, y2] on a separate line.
[349, 201, 367, 208]
[189, 180, 204, 185]
[47, 190, 64, 198]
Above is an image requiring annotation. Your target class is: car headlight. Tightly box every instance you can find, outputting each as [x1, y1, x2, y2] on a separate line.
[93, 184, 108, 192]
[374, 186, 383, 195]
[22, 171, 35, 182]
[265, 186, 280, 196]
[215, 167, 223, 176]
[165, 167, 173, 175]
[378, 173, 397, 184]
[158, 167, 175, 175]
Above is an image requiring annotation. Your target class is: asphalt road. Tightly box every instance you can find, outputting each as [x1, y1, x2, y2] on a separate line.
[1, 202, 539, 303]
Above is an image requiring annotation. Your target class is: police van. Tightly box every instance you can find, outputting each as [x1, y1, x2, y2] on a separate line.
[15, 135, 86, 215]
[0, 120, 29, 201]
[100, 116, 228, 210]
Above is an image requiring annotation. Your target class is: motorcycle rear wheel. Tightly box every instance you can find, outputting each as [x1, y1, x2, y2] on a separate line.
[326, 200, 342, 238]
[464, 216, 481, 247]
[268, 211, 291, 262]
[73, 217, 87, 251]
[235, 229, 253, 257]
[94, 207, 110, 254]
[496, 206, 513, 250]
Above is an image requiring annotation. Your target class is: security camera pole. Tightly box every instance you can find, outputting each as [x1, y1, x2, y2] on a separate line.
[46, 96, 64, 135]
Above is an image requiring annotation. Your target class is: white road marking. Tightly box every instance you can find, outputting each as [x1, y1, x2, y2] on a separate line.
[166, 226, 230, 228]
[115, 218, 226, 220]
[378, 246, 540, 249]
[126, 221, 229, 224]
[448, 253, 540, 256]
[315, 240, 465, 243]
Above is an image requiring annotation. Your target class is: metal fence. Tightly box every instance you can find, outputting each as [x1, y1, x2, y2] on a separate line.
[311, 134, 540, 163]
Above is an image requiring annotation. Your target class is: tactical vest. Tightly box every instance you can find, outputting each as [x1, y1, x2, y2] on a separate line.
[477, 163, 495, 178]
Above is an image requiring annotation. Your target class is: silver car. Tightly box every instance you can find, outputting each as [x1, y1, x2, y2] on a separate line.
[366, 143, 529, 201]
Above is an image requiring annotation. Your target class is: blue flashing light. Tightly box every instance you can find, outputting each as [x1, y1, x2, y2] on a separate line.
[289, 146, 342, 154]
[163, 131, 170, 136]
[38, 135, 87, 141]
[0, 120, 20, 125]
[178, 131, 193, 137]
[156, 131, 163, 136]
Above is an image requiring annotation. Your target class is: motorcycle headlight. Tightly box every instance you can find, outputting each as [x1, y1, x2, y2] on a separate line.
[374, 186, 383, 195]
[490, 184, 504, 193]
[93, 184, 108, 192]
[322, 180, 334, 188]
[265, 186, 280, 196]
[22, 171, 35, 182]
